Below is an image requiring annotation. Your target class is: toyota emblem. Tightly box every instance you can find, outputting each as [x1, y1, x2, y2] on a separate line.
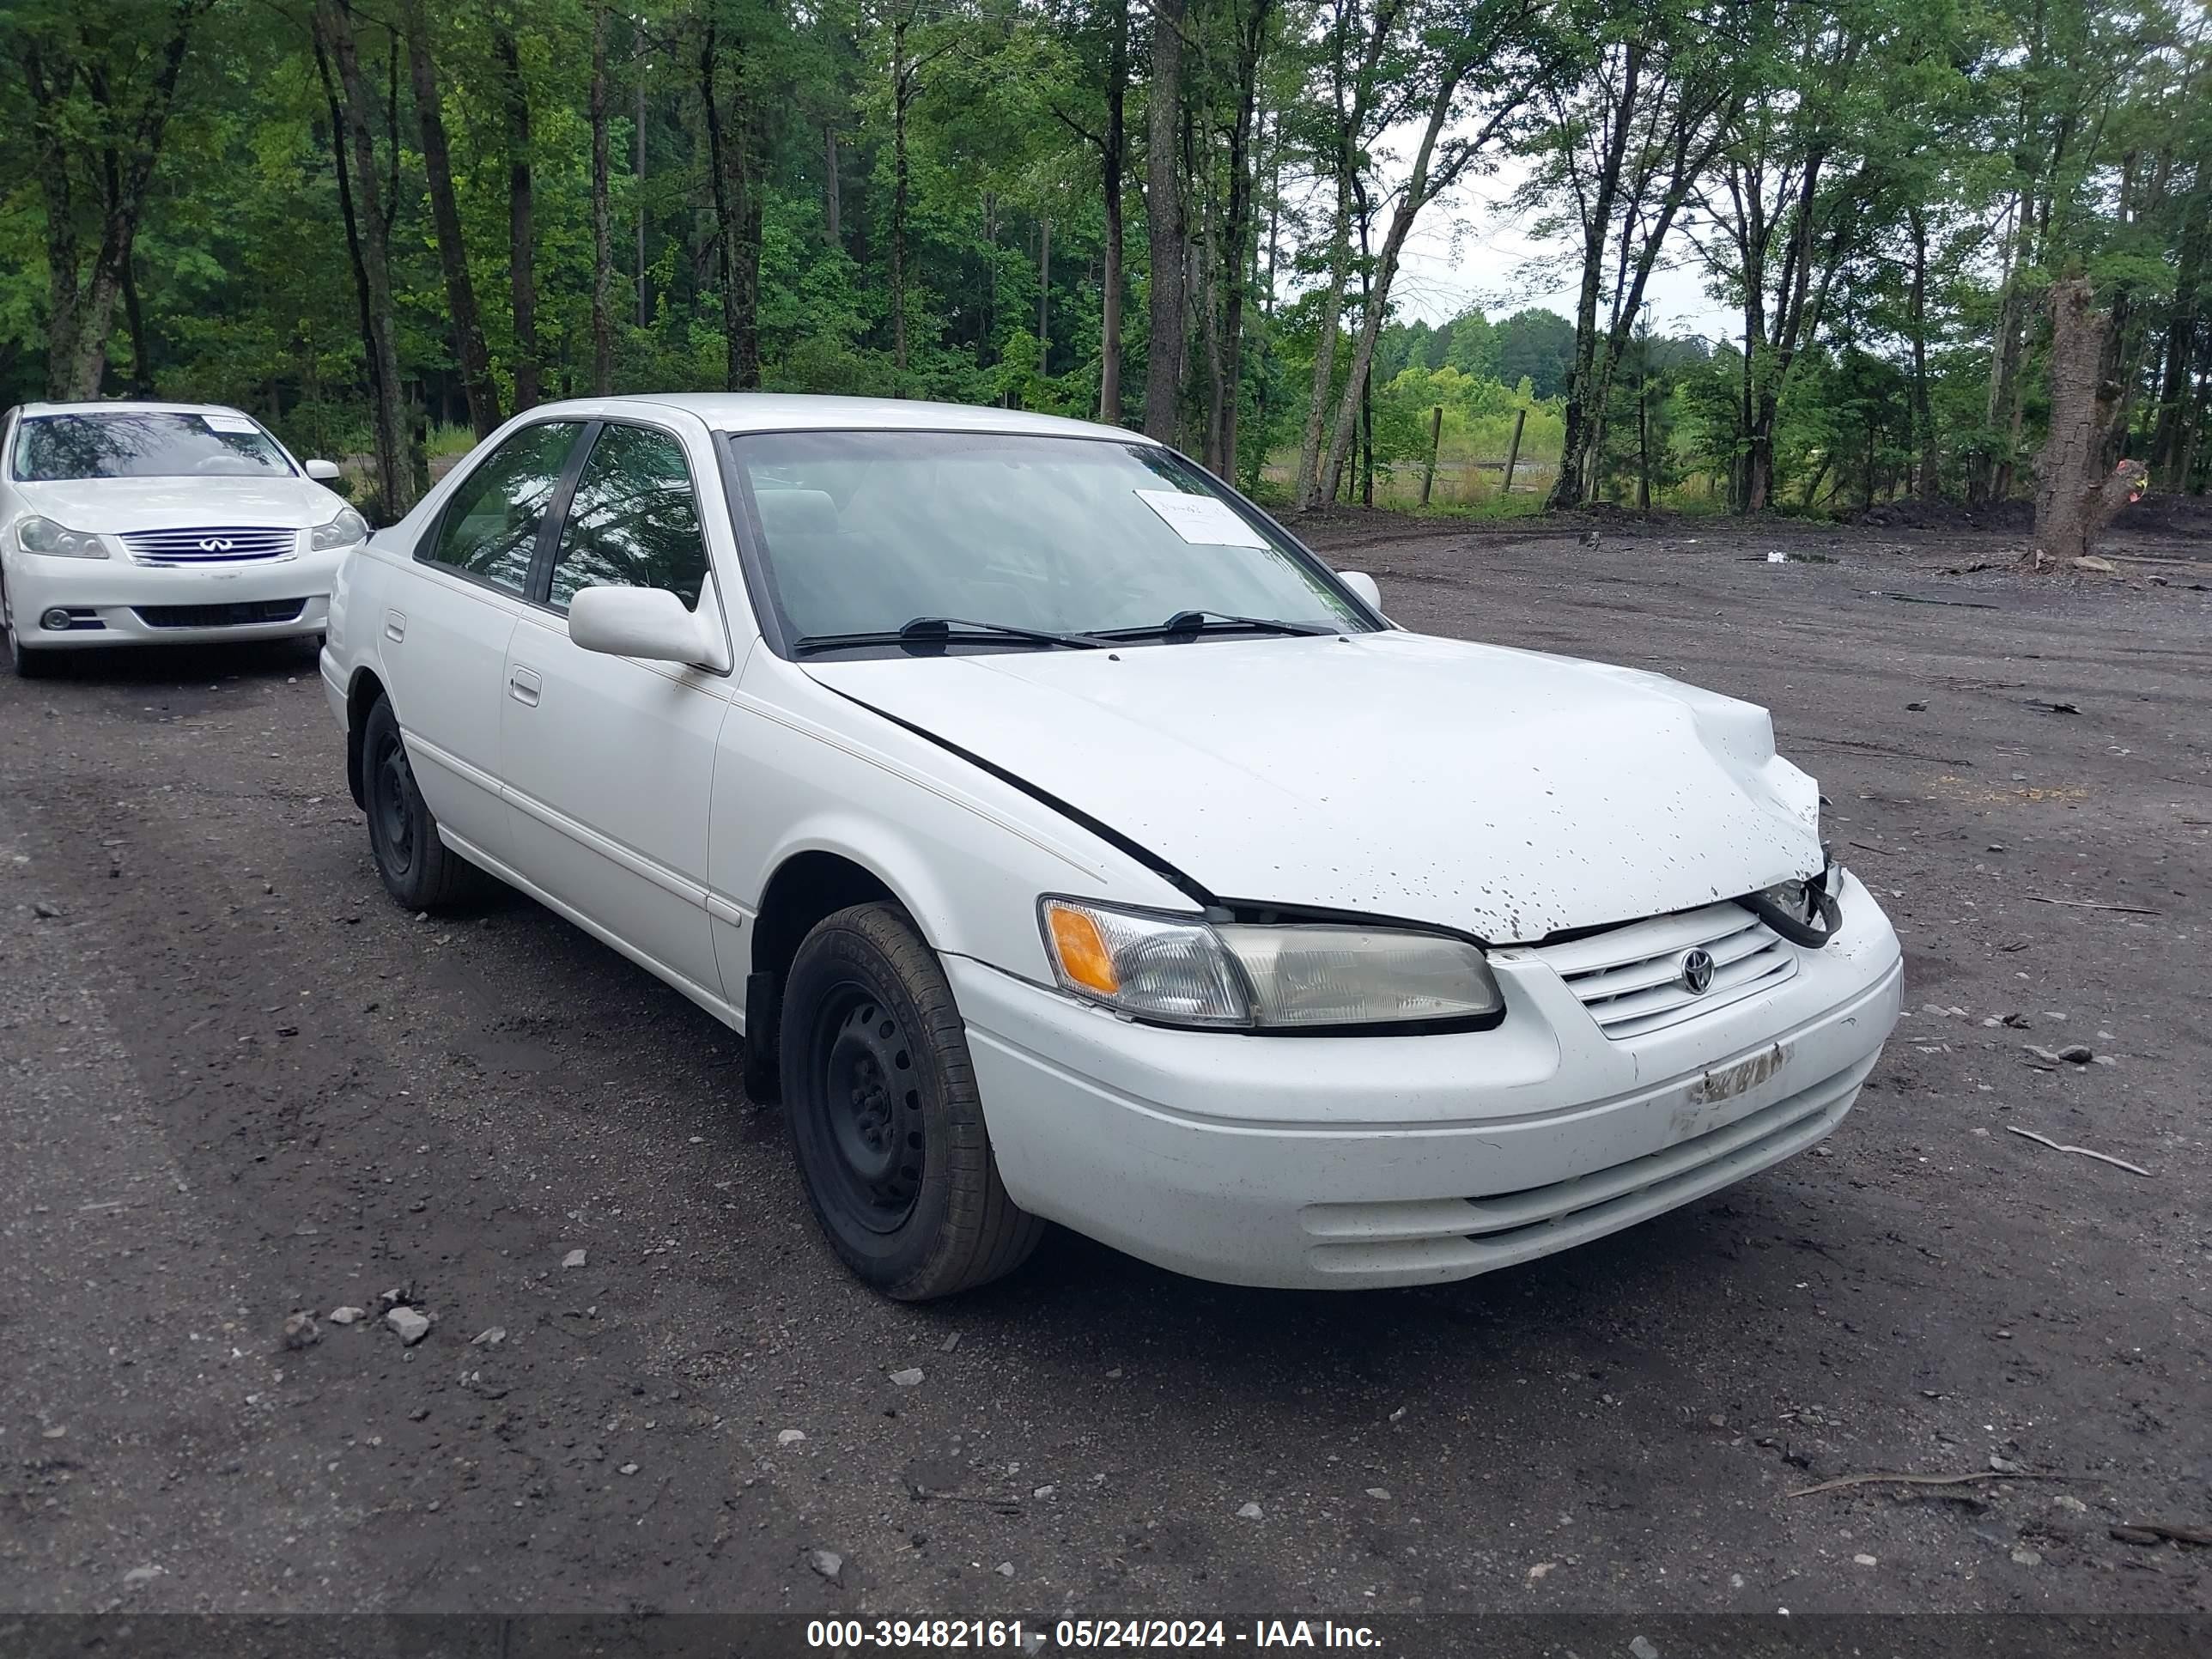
[1679, 948, 1716, 995]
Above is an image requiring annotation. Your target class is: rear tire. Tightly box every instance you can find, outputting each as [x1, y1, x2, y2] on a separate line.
[361, 696, 482, 911]
[779, 902, 1042, 1299]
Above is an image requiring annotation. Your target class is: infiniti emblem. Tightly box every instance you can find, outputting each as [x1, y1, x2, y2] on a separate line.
[1679, 948, 1716, 995]
[198, 537, 235, 552]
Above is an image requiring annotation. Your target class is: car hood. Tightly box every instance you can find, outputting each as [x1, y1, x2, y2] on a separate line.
[14, 476, 344, 532]
[805, 630, 1826, 942]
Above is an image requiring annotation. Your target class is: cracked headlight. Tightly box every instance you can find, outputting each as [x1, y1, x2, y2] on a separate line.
[1039, 897, 1504, 1031]
[311, 507, 369, 551]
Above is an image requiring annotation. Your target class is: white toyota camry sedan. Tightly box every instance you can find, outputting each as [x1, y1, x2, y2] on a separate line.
[321, 394, 1903, 1299]
[1, 401, 367, 675]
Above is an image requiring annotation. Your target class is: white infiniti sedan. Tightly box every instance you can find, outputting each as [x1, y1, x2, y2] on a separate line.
[321, 395, 1903, 1299]
[1, 401, 367, 675]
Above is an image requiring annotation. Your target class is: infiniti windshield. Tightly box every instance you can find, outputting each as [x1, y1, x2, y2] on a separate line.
[731, 429, 1373, 647]
[14, 411, 294, 482]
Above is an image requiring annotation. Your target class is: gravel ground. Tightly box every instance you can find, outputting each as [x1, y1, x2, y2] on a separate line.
[1, 504, 2207, 1619]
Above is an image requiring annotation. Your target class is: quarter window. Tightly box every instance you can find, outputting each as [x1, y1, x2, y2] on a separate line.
[549, 423, 710, 611]
[424, 421, 582, 592]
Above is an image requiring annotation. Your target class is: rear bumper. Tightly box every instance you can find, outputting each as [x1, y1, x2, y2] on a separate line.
[6, 547, 343, 648]
[948, 872, 1903, 1289]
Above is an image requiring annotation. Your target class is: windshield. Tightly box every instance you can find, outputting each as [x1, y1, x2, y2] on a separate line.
[13, 411, 295, 482]
[730, 430, 1373, 648]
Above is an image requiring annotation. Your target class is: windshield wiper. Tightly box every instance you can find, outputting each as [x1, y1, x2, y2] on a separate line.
[793, 616, 1109, 656]
[1099, 609, 1336, 641]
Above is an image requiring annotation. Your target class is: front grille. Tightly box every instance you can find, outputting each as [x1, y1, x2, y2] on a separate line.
[132, 599, 307, 629]
[1302, 1054, 1872, 1279]
[1531, 900, 1796, 1039]
[120, 526, 297, 562]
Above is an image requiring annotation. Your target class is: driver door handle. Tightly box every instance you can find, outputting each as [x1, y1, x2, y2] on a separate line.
[508, 665, 541, 708]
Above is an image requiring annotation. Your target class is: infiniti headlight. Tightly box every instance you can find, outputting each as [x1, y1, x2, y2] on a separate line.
[15, 516, 108, 559]
[311, 507, 370, 551]
[1038, 897, 1504, 1030]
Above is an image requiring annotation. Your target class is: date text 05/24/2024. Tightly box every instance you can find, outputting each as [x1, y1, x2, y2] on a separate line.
[805, 1620, 1383, 1650]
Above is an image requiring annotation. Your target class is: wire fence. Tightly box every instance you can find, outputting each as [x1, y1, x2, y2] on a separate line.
[1257, 453, 1559, 510]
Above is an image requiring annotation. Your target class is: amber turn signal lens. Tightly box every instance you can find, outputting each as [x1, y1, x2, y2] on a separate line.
[1045, 902, 1121, 995]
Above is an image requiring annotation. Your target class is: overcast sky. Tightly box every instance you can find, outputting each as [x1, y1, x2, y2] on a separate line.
[1352, 143, 1743, 343]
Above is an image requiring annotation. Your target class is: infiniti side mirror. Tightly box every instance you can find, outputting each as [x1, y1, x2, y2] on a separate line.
[1336, 569, 1382, 611]
[305, 459, 343, 483]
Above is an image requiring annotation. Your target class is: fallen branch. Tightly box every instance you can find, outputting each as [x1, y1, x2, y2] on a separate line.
[2006, 1125, 2152, 1178]
[1846, 841, 1899, 858]
[2112, 1522, 2212, 1547]
[1787, 1469, 2071, 1499]
[2026, 896, 2162, 916]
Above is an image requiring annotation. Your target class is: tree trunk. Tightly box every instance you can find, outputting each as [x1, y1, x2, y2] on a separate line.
[890, 16, 913, 386]
[1097, 0, 1127, 424]
[1214, 0, 1269, 481]
[823, 123, 842, 245]
[703, 18, 765, 393]
[1549, 43, 1642, 510]
[2033, 277, 2144, 561]
[2150, 189, 2205, 476]
[589, 3, 615, 394]
[316, 0, 414, 520]
[20, 9, 200, 402]
[121, 249, 152, 395]
[1318, 57, 1486, 503]
[492, 21, 540, 410]
[1140, 0, 1188, 441]
[635, 46, 649, 327]
[1908, 205, 1938, 495]
[404, 0, 501, 436]
[1038, 216, 1051, 375]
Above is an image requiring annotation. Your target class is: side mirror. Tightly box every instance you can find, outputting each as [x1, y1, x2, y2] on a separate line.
[304, 459, 343, 482]
[1337, 569, 1382, 611]
[568, 584, 732, 673]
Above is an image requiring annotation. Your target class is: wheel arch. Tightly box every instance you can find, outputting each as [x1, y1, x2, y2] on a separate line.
[343, 665, 391, 811]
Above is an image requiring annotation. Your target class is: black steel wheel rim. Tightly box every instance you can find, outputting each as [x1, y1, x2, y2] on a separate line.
[805, 981, 924, 1232]
[370, 732, 418, 878]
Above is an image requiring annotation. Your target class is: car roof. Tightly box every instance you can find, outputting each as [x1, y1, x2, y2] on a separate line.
[529, 392, 1152, 444]
[19, 400, 256, 420]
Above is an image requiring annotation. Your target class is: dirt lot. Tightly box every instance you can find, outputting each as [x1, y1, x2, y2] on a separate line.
[2, 502, 2207, 1620]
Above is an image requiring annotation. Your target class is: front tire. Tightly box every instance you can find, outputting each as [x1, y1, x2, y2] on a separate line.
[2, 574, 56, 679]
[361, 696, 481, 911]
[779, 902, 1042, 1299]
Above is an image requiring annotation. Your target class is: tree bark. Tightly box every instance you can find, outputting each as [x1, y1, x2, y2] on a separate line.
[1097, 0, 1127, 423]
[1140, 0, 1188, 441]
[404, 0, 501, 436]
[315, 0, 415, 520]
[589, 3, 615, 394]
[2033, 277, 2144, 560]
[491, 21, 540, 410]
